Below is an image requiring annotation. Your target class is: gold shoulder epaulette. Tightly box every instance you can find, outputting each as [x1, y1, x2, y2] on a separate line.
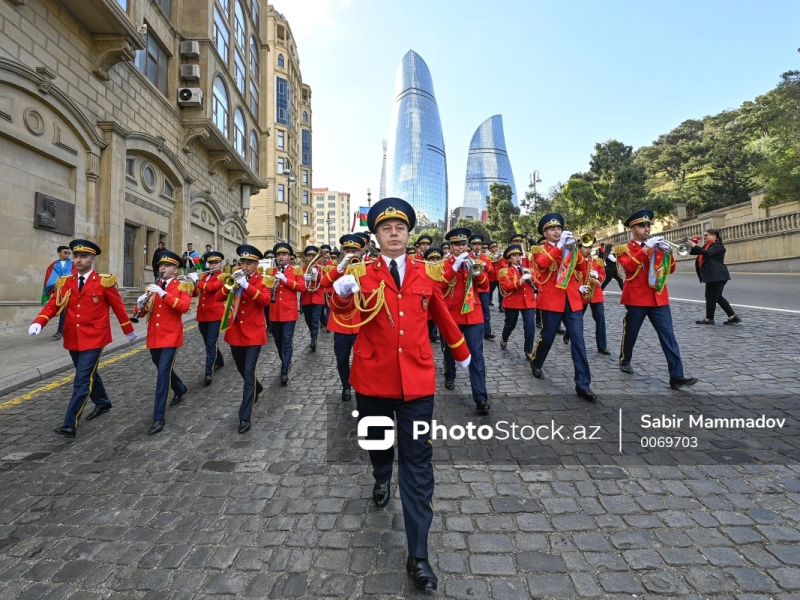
[217, 272, 226, 282]
[498, 267, 508, 279]
[55, 275, 70, 290]
[99, 273, 117, 288]
[424, 262, 445, 282]
[322, 265, 335, 273]
[293, 267, 304, 277]
[613, 244, 629, 256]
[345, 261, 366, 279]
[178, 280, 194, 294]
[530, 245, 545, 255]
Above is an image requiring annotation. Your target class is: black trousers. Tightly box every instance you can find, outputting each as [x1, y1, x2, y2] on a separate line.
[230, 345, 262, 422]
[198, 320, 224, 376]
[356, 393, 434, 559]
[601, 269, 624, 290]
[705, 280, 734, 320]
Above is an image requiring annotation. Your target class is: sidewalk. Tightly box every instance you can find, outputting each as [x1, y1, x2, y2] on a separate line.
[0, 308, 197, 398]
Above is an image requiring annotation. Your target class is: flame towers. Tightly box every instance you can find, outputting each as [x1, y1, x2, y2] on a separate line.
[385, 50, 448, 230]
[463, 115, 518, 212]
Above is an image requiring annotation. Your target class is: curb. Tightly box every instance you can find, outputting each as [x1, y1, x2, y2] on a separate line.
[0, 314, 197, 399]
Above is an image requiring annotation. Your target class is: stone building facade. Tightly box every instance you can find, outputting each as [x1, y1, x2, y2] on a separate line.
[0, 0, 310, 333]
[312, 188, 351, 248]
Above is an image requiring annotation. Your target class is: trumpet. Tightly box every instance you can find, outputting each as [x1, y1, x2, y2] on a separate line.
[464, 257, 484, 277]
[222, 269, 247, 290]
[660, 238, 691, 257]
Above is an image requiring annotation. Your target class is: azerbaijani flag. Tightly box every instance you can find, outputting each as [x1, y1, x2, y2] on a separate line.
[359, 206, 369, 226]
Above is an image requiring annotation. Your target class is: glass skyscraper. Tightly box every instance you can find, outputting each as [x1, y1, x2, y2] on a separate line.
[463, 115, 518, 211]
[386, 50, 448, 230]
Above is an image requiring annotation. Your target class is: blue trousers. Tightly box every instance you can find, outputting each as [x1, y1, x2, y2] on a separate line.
[333, 332, 357, 389]
[532, 305, 591, 389]
[198, 320, 224, 376]
[502, 308, 536, 354]
[441, 322, 488, 404]
[427, 320, 439, 340]
[302, 304, 323, 343]
[271, 321, 296, 375]
[356, 393, 434, 559]
[582, 302, 608, 351]
[479, 291, 492, 335]
[490, 280, 503, 309]
[56, 311, 66, 335]
[620, 305, 684, 378]
[64, 348, 108, 428]
[321, 295, 330, 327]
[230, 345, 262, 421]
[150, 348, 186, 421]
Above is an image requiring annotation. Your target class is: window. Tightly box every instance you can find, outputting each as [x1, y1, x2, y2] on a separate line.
[163, 180, 174, 198]
[142, 163, 157, 191]
[125, 158, 135, 177]
[302, 170, 308, 185]
[250, 37, 259, 78]
[234, 1, 246, 49]
[251, 0, 259, 25]
[277, 157, 284, 173]
[249, 131, 259, 174]
[116, 0, 128, 10]
[212, 76, 229, 136]
[278, 54, 284, 68]
[249, 80, 259, 116]
[234, 50, 246, 94]
[303, 190, 309, 204]
[316, 202, 324, 209]
[276, 77, 291, 125]
[135, 33, 168, 96]
[277, 130, 285, 150]
[328, 202, 336, 208]
[156, 0, 171, 15]
[219, 0, 229, 18]
[303, 111, 308, 123]
[317, 226, 325, 232]
[234, 108, 246, 156]
[277, 184, 285, 202]
[214, 7, 229, 62]
[302, 129, 311, 167]
[328, 195, 335, 201]
[303, 212, 309, 226]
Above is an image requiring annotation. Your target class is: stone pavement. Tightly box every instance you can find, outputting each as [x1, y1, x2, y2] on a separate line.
[0, 299, 799, 599]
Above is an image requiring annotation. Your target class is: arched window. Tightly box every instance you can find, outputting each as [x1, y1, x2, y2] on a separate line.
[277, 54, 284, 68]
[249, 130, 259, 174]
[234, 0, 246, 49]
[250, 36, 259, 77]
[213, 76, 229, 136]
[302, 111, 308, 122]
[234, 108, 246, 157]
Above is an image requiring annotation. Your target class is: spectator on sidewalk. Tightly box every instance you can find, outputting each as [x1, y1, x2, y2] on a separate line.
[42, 245, 76, 339]
[151, 241, 167, 281]
[181, 243, 200, 274]
[200, 244, 214, 271]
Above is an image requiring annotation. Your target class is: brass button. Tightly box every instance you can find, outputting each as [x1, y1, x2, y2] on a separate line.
[77, 304, 80, 308]
[398, 348, 402, 353]
[157, 314, 160, 317]
[75, 324, 79, 327]
[76, 315, 80, 318]
[156, 323, 159, 326]
[398, 294, 402, 299]
[399, 311, 404, 317]
[399, 330, 404, 336]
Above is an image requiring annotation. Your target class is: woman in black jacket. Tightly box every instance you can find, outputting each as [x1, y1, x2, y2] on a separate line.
[687, 229, 741, 325]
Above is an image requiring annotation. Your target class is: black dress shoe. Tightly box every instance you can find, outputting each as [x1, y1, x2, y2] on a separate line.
[372, 480, 390, 508]
[576, 388, 597, 402]
[531, 364, 544, 379]
[563, 333, 570, 344]
[341, 388, 351, 402]
[148, 420, 165, 435]
[696, 318, 715, 325]
[598, 348, 611, 355]
[406, 555, 438, 592]
[203, 375, 213, 386]
[170, 391, 186, 407]
[499, 307, 504, 313]
[85, 404, 112, 421]
[53, 426, 76, 438]
[310, 341, 317, 352]
[280, 374, 288, 386]
[620, 363, 634, 374]
[556, 327, 566, 334]
[238, 420, 251, 434]
[484, 333, 496, 340]
[255, 382, 263, 404]
[444, 380, 455, 390]
[670, 376, 699, 389]
[475, 401, 490, 415]
[723, 315, 742, 325]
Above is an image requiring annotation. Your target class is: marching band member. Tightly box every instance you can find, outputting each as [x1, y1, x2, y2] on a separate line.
[261, 249, 276, 334]
[440, 227, 491, 414]
[406, 247, 416, 257]
[29, 239, 136, 438]
[194, 251, 225, 385]
[498, 244, 536, 359]
[509, 233, 532, 268]
[216, 245, 271, 433]
[136, 250, 193, 435]
[330, 198, 469, 592]
[300, 245, 325, 352]
[529, 213, 596, 402]
[615, 209, 698, 389]
[441, 241, 451, 259]
[319, 244, 333, 329]
[414, 234, 432, 260]
[578, 240, 610, 355]
[469, 234, 496, 340]
[269, 243, 306, 385]
[487, 240, 505, 312]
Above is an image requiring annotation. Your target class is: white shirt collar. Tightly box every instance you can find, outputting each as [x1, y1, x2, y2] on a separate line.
[77, 269, 94, 280]
[162, 276, 174, 285]
[381, 253, 406, 284]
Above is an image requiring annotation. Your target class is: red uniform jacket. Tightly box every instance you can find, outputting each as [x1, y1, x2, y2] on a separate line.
[531, 242, 588, 313]
[266, 266, 306, 321]
[300, 264, 326, 306]
[137, 278, 192, 349]
[321, 265, 361, 334]
[498, 265, 537, 310]
[194, 271, 225, 322]
[215, 273, 271, 346]
[490, 256, 506, 281]
[34, 271, 133, 351]
[441, 255, 491, 325]
[475, 252, 495, 284]
[331, 258, 468, 400]
[584, 257, 606, 304]
[617, 241, 674, 307]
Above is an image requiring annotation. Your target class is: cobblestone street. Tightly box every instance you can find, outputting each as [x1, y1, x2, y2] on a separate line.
[1, 300, 799, 599]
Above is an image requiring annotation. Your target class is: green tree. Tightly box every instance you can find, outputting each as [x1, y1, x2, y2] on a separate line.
[486, 183, 518, 244]
[410, 228, 444, 248]
[696, 118, 758, 212]
[590, 140, 654, 223]
[452, 218, 489, 240]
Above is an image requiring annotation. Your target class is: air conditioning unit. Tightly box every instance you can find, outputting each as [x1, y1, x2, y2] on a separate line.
[177, 88, 203, 107]
[180, 41, 200, 58]
[180, 64, 201, 81]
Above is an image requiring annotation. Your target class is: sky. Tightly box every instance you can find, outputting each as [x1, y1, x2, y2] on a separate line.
[275, 0, 800, 216]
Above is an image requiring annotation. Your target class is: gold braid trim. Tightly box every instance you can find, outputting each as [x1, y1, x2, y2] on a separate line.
[497, 268, 515, 297]
[498, 267, 508, 279]
[178, 281, 194, 294]
[615, 244, 642, 281]
[262, 275, 274, 287]
[293, 267, 304, 277]
[55, 275, 69, 290]
[217, 272, 227, 282]
[99, 273, 117, 288]
[54, 283, 71, 316]
[613, 244, 629, 257]
[425, 262, 446, 282]
[332, 280, 393, 329]
[345, 262, 366, 278]
[530, 245, 546, 255]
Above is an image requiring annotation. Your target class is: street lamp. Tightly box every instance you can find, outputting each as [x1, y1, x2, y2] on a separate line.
[528, 170, 542, 217]
[326, 212, 335, 247]
[282, 166, 297, 245]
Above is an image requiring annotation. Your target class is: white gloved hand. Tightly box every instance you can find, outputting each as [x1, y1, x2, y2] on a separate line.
[137, 293, 148, 304]
[126, 331, 138, 341]
[557, 230, 573, 249]
[658, 241, 671, 252]
[521, 273, 532, 282]
[333, 274, 359, 298]
[645, 236, 663, 249]
[590, 270, 598, 278]
[456, 355, 471, 370]
[453, 252, 469, 270]
[311, 267, 318, 276]
[276, 272, 288, 284]
[147, 283, 166, 298]
[303, 273, 313, 282]
[28, 323, 42, 335]
[579, 285, 589, 294]
[238, 276, 249, 290]
[608, 253, 617, 262]
[188, 272, 199, 283]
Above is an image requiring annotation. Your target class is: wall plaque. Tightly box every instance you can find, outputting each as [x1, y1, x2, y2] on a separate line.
[33, 192, 74, 236]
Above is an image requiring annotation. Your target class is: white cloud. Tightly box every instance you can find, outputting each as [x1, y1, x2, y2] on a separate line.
[272, 0, 352, 41]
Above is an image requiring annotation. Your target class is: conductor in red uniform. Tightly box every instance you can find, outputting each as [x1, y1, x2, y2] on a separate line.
[29, 239, 136, 438]
[330, 198, 470, 593]
[194, 251, 225, 384]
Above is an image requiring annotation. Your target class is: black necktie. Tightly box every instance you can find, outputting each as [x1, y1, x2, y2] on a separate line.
[160, 281, 167, 291]
[389, 259, 401, 289]
[517, 266, 523, 276]
[78, 275, 84, 292]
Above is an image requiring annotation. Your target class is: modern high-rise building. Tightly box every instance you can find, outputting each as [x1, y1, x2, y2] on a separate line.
[463, 115, 518, 211]
[379, 140, 387, 200]
[312, 188, 351, 248]
[385, 50, 447, 230]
